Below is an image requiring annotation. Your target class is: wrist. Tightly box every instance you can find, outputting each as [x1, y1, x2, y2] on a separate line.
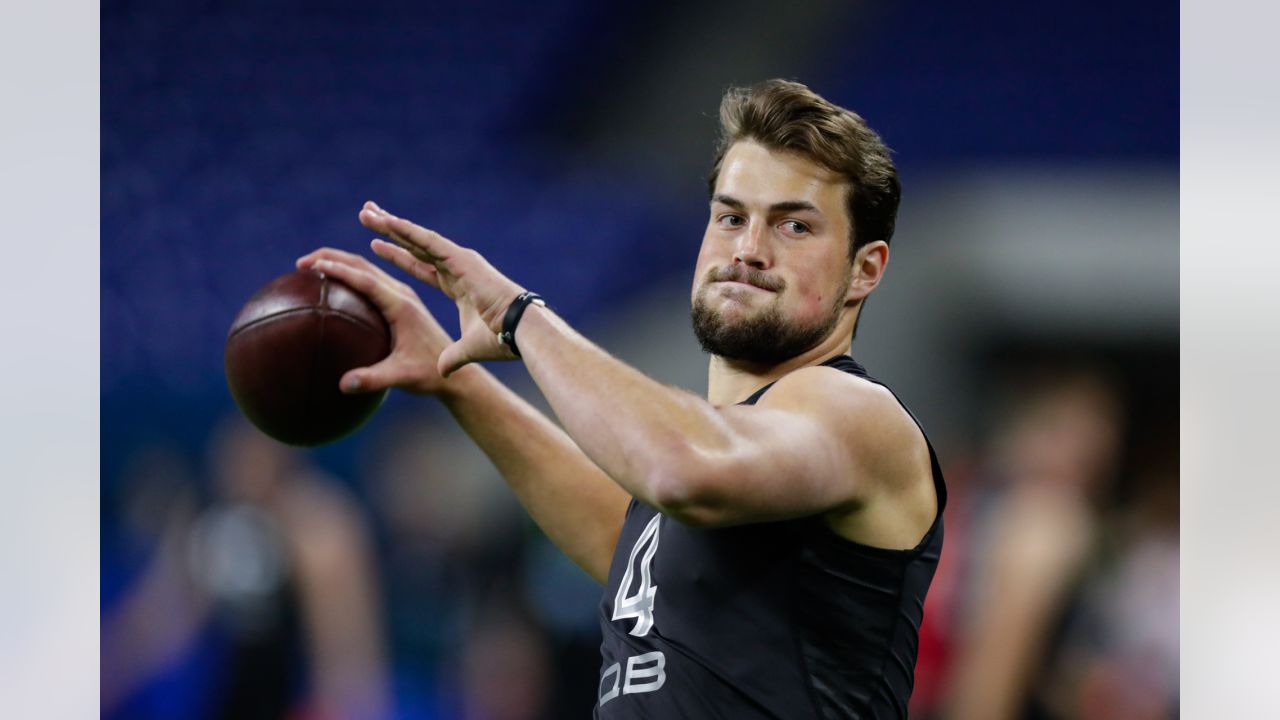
[512, 300, 553, 354]
[483, 285, 527, 336]
[435, 362, 485, 405]
[498, 291, 548, 357]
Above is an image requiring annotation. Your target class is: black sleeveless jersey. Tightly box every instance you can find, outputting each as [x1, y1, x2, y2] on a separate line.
[593, 355, 946, 719]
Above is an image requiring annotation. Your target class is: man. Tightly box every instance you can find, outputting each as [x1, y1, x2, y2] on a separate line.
[299, 79, 944, 719]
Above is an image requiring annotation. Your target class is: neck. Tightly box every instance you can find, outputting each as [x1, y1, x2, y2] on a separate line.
[706, 325, 855, 405]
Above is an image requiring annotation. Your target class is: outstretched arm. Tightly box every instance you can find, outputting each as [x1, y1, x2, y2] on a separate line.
[295, 247, 629, 583]
[438, 366, 631, 581]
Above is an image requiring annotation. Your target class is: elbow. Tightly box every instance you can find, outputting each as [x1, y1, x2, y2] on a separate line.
[644, 452, 726, 528]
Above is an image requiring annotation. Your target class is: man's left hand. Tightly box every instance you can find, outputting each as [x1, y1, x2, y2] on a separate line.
[358, 200, 526, 376]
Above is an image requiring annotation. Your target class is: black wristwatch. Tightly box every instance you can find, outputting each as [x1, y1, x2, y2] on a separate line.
[498, 291, 547, 358]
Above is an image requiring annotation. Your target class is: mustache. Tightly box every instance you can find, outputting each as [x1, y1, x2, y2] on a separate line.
[704, 265, 785, 292]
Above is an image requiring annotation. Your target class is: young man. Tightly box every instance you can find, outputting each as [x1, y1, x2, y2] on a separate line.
[299, 79, 944, 719]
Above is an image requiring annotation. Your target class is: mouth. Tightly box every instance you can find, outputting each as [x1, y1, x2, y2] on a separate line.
[714, 280, 775, 293]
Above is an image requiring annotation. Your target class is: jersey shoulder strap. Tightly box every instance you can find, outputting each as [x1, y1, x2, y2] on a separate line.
[739, 354, 870, 406]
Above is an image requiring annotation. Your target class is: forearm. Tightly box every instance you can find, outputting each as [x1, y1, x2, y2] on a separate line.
[438, 363, 631, 583]
[514, 305, 734, 511]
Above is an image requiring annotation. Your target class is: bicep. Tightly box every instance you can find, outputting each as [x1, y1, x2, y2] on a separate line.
[701, 405, 861, 522]
[658, 371, 898, 527]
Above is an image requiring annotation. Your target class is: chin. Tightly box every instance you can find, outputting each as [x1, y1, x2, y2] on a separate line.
[710, 299, 765, 327]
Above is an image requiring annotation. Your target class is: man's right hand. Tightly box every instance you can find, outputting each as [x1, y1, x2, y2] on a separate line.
[296, 244, 456, 397]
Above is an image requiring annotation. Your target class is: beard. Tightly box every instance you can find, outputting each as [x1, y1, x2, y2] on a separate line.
[690, 265, 848, 366]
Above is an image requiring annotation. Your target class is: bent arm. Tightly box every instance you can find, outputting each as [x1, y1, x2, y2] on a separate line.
[339, 207, 902, 532]
[439, 363, 631, 583]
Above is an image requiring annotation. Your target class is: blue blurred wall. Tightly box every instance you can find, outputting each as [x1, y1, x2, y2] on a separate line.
[101, 0, 1176, 495]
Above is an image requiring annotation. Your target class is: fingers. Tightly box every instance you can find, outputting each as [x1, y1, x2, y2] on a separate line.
[339, 357, 400, 394]
[301, 200, 464, 313]
[296, 246, 371, 269]
[359, 201, 463, 269]
[371, 238, 442, 290]
[437, 341, 470, 379]
[306, 254, 406, 314]
[436, 329, 516, 378]
[297, 247, 401, 288]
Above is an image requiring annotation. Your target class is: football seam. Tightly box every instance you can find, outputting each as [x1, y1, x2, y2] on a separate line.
[228, 306, 389, 340]
[304, 280, 327, 439]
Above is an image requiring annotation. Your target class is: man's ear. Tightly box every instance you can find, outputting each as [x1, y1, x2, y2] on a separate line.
[846, 240, 889, 303]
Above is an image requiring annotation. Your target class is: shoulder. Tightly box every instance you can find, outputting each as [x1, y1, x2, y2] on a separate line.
[760, 364, 931, 498]
[757, 364, 917, 444]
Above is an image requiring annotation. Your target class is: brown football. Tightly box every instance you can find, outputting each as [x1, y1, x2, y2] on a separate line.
[225, 269, 391, 446]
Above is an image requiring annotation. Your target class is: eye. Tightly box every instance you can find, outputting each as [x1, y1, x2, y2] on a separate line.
[781, 220, 810, 235]
[717, 213, 746, 228]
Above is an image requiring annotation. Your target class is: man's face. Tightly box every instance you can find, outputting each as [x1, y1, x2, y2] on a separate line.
[691, 140, 855, 365]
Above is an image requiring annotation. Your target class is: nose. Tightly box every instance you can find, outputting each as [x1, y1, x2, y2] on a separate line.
[732, 222, 771, 269]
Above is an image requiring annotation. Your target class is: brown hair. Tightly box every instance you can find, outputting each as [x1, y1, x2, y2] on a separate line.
[707, 79, 901, 257]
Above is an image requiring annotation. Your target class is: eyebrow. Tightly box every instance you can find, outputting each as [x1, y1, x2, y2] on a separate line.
[711, 194, 822, 216]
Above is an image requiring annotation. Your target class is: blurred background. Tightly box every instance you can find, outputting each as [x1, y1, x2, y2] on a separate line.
[101, 1, 1177, 718]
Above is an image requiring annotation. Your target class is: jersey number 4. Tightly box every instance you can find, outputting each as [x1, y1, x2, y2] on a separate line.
[612, 514, 661, 637]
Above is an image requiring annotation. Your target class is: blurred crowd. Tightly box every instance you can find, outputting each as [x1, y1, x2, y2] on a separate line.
[101, 353, 1178, 720]
[908, 359, 1179, 719]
